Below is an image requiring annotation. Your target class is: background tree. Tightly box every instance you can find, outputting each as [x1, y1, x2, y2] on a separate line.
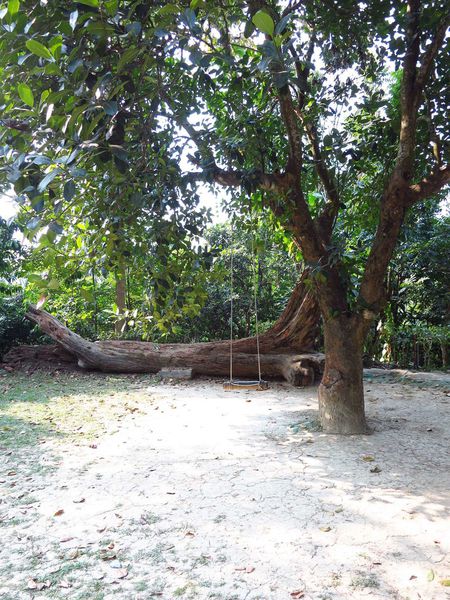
[0, 217, 40, 357]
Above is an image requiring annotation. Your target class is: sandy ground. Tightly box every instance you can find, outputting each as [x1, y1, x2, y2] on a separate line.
[0, 369, 449, 600]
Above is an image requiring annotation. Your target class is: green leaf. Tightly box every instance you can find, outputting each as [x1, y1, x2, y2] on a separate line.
[26, 39, 53, 60]
[37, 168, 60, 193]
[80, 288, 94, 302]
[48, 277, 60, 290]
[117, 46, 140, 72]
[8, 0, 20, 16]
[76, 0, 98, 6]
[64, 180, 76, 201]
[27, 273, 44, 284]
[104, 0, 118, 16]
[48, 221, 63, 235]
[17, 83, 34, 107]
[158, 3, 179, 16]
[252, 10, 274, 36]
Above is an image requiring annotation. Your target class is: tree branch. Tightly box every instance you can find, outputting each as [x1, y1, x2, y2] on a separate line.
[358, 1, 449, 315]
[391, 0, 421, 182]
[424, 92, 443, 167]
[184, 167, 294, 192]
[160, 85, 294, 193]
[416, 15, 449, 90]
[294, 110, 340, 238]
[406, 164, 450, 204]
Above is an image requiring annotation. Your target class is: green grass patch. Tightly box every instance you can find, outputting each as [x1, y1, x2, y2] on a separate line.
[0, 371, 156, 449]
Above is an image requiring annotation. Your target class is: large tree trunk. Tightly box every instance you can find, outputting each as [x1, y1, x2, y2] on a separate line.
[318, 315, 368, 434]
[25, 295, 324, 385]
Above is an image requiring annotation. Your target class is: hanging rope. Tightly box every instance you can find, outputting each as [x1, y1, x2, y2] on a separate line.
[251, 224, 263, 383]
[228, 215, 264, 385]
[229, 221, 234, 384]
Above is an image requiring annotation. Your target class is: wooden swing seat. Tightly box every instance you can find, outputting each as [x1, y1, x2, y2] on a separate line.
[223, 379, 269, 391]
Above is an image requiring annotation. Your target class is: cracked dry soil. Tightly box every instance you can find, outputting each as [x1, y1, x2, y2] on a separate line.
[0, 369, 449, 599]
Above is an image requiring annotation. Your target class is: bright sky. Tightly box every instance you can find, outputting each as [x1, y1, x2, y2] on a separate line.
[0, 187, 227, 223]
[0, 193, 18, 220]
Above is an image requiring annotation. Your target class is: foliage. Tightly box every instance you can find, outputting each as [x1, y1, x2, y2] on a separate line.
[381, 321, 449, 369]
[0, 216, 21, 279]
[0, 217, 37, 358]
[177, 220, 299, 341]
[0, 292, 42, 358]
[390, 210, 449, 327]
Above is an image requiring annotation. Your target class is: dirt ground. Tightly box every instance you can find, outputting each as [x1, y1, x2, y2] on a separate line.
[0, 368, 449, 600]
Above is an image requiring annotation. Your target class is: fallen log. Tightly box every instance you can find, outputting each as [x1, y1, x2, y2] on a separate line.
[3, 343, 75, 367]
[25, 306, 324, 385]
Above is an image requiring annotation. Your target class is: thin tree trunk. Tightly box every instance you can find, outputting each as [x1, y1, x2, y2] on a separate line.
[441, 342, 448, 368]
[115, 258, 127, 335]
[318, 315, 368, 434]
[92, 269, 98, 337]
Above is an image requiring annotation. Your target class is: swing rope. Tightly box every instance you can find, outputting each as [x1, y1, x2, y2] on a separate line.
[228, 218, 264, 387]
[251, 229, 263, 383]
[229, 221, 234, 383]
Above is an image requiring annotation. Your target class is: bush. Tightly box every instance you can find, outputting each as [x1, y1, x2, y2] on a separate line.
[0, 291, 42, 359]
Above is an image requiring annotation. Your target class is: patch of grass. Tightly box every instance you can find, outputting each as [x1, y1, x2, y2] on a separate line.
[213, 514, 226, 524]
[139, 510, 161, 525]
[289, 417, 322, 434]
[192, 555, 210, 568]
[351, 570, 380, 588]
[134, 580, 149, 592]
[0, 371, 156, 450]
[174, 584, 190, 597]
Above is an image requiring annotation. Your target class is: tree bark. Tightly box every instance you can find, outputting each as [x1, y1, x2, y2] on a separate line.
[25, 304, 324, 385]
[441, 342, 448, 369]
[318, 315, 368, 434]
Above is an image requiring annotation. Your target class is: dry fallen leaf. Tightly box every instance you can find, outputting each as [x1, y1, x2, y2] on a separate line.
[99, 549, 117, 560]
[27, 579, 51, 591]
[290, 591, 305, 599]
[54, 509, 64, 517]
[361, 455, 375, 462]
[319, 526, 332, 532]
[440, 579, 450, 586]
[116, 568, 128, 579]
[184, 531, 195, 537]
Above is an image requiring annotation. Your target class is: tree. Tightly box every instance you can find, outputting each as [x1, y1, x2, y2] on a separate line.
[1, 1, 448, 432]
